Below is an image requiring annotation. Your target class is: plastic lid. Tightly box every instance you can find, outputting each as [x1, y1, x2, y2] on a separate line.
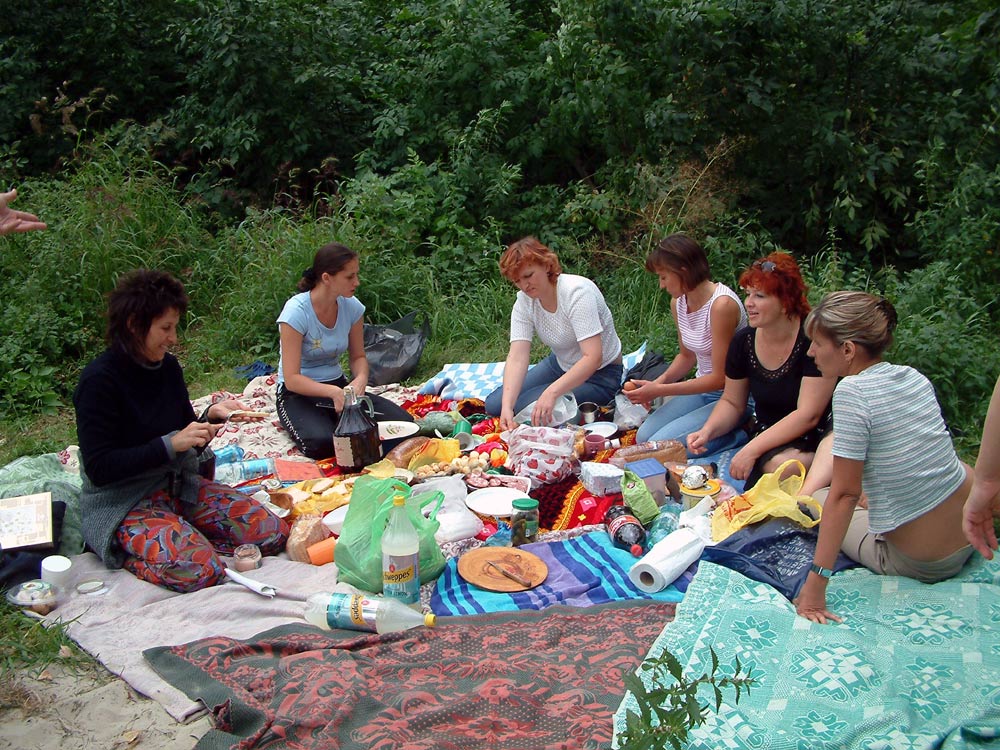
[393, 494, 406, 506]
[630, 544, 643, 558]
[512, 498, 538, 510]
[424, 613, 437, 627]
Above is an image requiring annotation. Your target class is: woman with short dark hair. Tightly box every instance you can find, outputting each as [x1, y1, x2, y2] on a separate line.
[74, 269, 287, 593]
[629, 234, 748, 453]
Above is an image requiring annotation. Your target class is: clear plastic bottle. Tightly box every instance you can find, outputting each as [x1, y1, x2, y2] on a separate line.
[303, 592, 436, 634]
[333, 386, 381, 472]
[382, 494, 420, 605]
[213, 457, 276, 485]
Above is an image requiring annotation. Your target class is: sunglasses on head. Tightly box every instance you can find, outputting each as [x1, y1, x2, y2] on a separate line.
[752, 260, 777, 273]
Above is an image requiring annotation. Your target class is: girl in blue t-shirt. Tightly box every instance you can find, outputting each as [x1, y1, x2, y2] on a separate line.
[276, 243, 413, 459]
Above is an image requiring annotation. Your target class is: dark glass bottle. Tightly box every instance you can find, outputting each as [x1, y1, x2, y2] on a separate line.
[604, 504, 647, 557]
[333, 386, 381, 473]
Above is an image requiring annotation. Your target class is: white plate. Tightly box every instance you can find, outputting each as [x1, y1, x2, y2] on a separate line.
[465, 486, 531, 518]
[377, 421, 419, 441]
[583, 421, 618, 438]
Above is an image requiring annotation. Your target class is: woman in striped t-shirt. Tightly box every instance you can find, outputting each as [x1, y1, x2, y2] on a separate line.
[796, 291, 974, 625]
[627, 234, 748, 454]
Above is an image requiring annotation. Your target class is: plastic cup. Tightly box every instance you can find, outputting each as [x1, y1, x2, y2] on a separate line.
[40, 555, 72, 589]
[306, 536, 337, 565]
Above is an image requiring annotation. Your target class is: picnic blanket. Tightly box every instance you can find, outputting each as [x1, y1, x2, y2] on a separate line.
[418, 343, 649, 401]
[430, 530, 691, 617]
[145, 598, 676, 750]
[613, 558, 1000, 748]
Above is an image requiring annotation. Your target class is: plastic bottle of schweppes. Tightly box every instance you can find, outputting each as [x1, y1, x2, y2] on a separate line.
[381, 494, 420, 605]
[303, 592, 435, 634]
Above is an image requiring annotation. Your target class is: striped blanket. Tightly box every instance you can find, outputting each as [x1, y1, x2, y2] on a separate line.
[430, 530, 691, 616]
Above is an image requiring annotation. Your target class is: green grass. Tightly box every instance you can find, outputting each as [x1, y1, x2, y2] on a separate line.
[0, 600, 105, 687]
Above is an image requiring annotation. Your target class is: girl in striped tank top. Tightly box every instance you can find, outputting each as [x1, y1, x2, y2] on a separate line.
[628, 234, 749, 455]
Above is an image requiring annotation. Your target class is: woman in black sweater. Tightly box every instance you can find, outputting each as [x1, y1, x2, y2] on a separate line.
[74, 270, 287, 592]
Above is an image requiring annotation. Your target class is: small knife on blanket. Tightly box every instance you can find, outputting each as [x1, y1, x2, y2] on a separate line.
[486, 560, 531, 587]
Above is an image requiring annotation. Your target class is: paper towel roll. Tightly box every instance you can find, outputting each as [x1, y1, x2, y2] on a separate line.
[628, 527, 705, 593]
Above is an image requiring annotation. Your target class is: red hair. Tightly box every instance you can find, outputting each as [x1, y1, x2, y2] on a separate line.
[738, 252, 810, 319]
[499, 236, 562, 284]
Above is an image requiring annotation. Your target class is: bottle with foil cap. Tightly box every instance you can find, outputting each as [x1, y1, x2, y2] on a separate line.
[333, 386, 381, 473]
[303, 592, 435, 634]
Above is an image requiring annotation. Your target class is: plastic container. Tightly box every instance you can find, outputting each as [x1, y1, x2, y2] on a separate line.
[604, 504, 647, 557]
[510, 498, 539, 547]
[334, 386, 381, 472]
[213, 444, 245, 466]
[624, 458, 667, 505]
[382, 495, 420, 604]
[304, 592, 436, 634]
[6, 580, 58, 615]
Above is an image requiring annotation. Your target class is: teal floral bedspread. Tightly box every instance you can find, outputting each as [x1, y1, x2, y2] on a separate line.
[614, 558, 1000, 749]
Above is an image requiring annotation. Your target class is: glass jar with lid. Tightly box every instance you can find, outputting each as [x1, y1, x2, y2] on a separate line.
[510, 498, 539, 547]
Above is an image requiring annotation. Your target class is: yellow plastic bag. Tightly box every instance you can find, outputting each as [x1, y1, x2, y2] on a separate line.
[407, 438, 461, 472]
[711, 459, 822, 542]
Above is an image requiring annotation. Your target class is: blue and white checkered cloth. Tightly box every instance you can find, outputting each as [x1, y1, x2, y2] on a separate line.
[418, 342, 648, 401]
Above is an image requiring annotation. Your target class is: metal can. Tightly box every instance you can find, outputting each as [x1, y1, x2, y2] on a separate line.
[510, 498, 539, 547]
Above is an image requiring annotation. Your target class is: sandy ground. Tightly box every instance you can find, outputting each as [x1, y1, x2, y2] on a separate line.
[0, 665, 211, 750]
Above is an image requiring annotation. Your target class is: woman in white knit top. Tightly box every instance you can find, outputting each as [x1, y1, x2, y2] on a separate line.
[629, 234, 748, 454]
[485, 237, 623, 430]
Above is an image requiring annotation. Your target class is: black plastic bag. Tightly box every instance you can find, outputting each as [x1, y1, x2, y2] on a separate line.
[700, 517, 857, 600]
[363, 311, 430, 386]
[624, 349, 669, 382]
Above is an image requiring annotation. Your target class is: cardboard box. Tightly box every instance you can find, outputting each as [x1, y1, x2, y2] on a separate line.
[0, 491, 53, 550]
[624, 458, 667, 505]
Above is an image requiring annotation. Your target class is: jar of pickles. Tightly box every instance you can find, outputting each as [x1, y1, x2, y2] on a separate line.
[510, 498, 539, 547]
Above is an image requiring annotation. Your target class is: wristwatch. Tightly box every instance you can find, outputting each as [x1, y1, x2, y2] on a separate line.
[809, 563, 833, 579]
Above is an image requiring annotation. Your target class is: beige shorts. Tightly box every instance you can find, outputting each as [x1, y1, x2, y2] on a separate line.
[812, 488, 973, 583]
[841, 507, 973, 583]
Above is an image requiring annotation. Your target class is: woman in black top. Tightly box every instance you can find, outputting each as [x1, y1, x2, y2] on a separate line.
[688, 253, 836, 488]
[74, 270, 288, 592]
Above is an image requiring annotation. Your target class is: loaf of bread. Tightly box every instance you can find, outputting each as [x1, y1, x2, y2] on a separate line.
[609, 439, 687, 468]
[286, 514, 329, 563]
[385, 436, 431, 468]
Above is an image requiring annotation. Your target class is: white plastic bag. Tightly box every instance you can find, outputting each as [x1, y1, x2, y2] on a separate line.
[410, 475, 484, 543]
[506, 424, 578, 489]
[513, 393, 579, 427]
[614, 392, 649, 430]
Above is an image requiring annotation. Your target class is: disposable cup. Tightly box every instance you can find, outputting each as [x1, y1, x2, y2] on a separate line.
[306, 536, 337, 565]
[40, 555, 73, 589]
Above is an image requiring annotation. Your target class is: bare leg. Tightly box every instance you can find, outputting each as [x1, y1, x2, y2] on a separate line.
[801, 432, 834, 498]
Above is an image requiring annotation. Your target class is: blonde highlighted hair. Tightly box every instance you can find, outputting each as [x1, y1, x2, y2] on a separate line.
[805, 290, 898, 357]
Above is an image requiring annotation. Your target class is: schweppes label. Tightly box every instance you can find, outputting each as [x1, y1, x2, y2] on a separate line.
[383, 552, 419, 603]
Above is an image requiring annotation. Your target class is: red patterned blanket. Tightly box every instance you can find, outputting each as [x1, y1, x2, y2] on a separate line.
[145, 600, 675, 750]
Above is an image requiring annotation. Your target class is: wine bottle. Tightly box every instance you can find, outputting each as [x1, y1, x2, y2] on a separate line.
[333, 385, 381, 472]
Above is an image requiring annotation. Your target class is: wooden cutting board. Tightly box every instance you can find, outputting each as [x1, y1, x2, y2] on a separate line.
[457, 547, 548, 593]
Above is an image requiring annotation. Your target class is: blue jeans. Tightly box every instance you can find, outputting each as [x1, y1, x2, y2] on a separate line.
[635, 389, 749, 457]
[485, 353, 623, 416]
